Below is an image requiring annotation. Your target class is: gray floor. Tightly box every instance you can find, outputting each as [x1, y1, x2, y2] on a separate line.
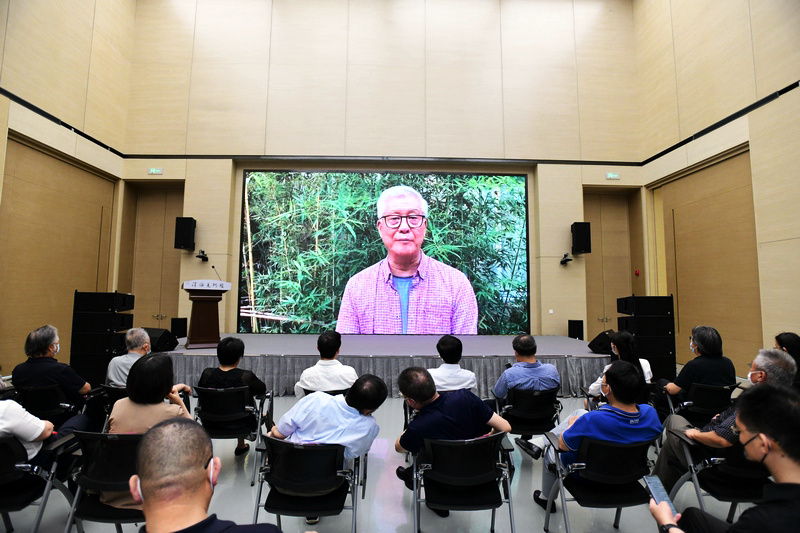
[10, 395, 750, 533]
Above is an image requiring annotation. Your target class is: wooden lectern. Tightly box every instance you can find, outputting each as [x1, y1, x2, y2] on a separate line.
[182, 280, 232, 349]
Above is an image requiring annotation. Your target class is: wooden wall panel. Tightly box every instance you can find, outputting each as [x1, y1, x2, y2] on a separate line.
[750, 0, 800, 99]
[2, 0, 94, 129]
[574, 0, 638, 161]
[345, 0, 426, 156]
[425, 0, 504, 158]
[0, 140, 115, 373]
[265, 0, 348, 155]
[501, 0, 580, 160]
[0, 0, 8, 73]
[584, 195, 605, 338]
[671, 0, 756, 138]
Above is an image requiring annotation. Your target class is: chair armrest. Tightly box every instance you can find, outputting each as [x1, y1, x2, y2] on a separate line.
[544, 431, 559, 449]
[500, 434, 514, 453]
[668, 427, 700, 447]
[567, 462, 586, 473]
[44, 433, 78, 455]
[708, 457, 726, 466]
[579, 386, 591, 398]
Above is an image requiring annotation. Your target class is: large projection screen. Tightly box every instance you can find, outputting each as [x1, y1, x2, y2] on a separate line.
[239, 171, 529, 335]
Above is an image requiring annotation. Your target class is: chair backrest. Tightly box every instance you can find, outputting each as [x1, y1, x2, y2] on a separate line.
[73, 431, 142, 492]
[15, 384, 71, 419]
[263, 436, 346, 495]
[194, 386, 251, 422]
[302, 388, 350, 396]
[505, 386, 561, 420]
[0, 436, 29, 484]
[422, 432, 506, 486]
[574, 437, 655, 484]
[713, 442, 771, 480]
[685, 383, 738, 415]
[100, 385, 128, 404]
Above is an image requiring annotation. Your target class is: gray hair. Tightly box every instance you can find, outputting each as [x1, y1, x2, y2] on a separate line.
[376, 186, 429, 219]
[24, 325, 58, 357]
[755, 348, 797, 387]
[126, 328, 150, 351]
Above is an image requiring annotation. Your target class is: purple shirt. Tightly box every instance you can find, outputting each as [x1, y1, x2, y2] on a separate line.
[336, 252, 478, 334]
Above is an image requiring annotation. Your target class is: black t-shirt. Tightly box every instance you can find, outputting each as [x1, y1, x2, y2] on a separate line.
[11, 357, 87, 404]
[674, 355, 736, 400]
[140, 514, 280, 532]
[197, 367, 267, 399]
[728, 483, 800, 532]
[399, 389, 494, 454]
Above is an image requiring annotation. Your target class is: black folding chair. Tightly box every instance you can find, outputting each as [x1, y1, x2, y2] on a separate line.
[667, 383, 739, 427]
[252, 436, 358, 533]
[0, 435, 77, 533]
[668, 429, 773, 522]
[543, 432, 657, 533]
[97, 385, 127, 432]
[194, 386, 269, 486]
[412, 432, 515, 533]
[15, 384, 81, 427]
[63, 432, 144, 533]
[498, 386, 562, 457]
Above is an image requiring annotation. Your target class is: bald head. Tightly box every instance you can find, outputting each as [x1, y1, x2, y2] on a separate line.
[136, 418, 213, 501]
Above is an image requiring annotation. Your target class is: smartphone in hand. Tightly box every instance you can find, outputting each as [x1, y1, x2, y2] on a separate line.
[644, 475, 677, 516]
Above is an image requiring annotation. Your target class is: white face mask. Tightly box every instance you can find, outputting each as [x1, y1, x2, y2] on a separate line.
[689, 340, 694, 353]
[53, 343, 60, 355]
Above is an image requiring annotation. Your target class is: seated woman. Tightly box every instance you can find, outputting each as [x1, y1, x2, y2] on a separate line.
[585, 331, 652, 408]
[103, 353, 192, 508]
[198, 336, 267, 456]
[775, 332, 800, 390]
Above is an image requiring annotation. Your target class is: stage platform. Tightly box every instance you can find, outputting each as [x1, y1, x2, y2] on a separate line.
[167, 334, 609, 398]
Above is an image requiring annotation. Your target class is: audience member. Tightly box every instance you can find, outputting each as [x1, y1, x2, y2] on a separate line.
[532, 360, 662, 512]
[198, 336, 267, 456]
[652, 347, 796, 493]
[106, 328, 151, 388]
[12, 325, 91, 426]
[294, 331, 358, 397]
[775, 331, 800, 389]
[427, 334, 477, 393]
[395, 367, 511, 516]
[492, 334, 560, 401]
[650, 383, 800, 533]
[129, 418, 281, 532]
[587, 330, 652, 398]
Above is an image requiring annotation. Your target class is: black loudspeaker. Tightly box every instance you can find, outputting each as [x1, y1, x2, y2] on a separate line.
[71, 332, 126, 355]
[174, 217, 196, 251]
[588, 329, 614, 355]
[74, 291, 134, 312]
[72, 312, 133, 333]
[170, 318, 187, 339]
[618, 316, 675, 336]
[568, 320, 584, 340]
[143, 328, 179, 352]
[571, 222, 591, 255]
[617, 295, 674, 316]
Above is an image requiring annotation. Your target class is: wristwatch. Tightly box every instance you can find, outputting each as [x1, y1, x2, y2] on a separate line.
[659, 524, 680, 533]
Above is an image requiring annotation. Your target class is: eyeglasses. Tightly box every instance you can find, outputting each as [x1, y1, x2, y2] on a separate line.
[379, 214, 426, 229]
[731, 424, 760, 445]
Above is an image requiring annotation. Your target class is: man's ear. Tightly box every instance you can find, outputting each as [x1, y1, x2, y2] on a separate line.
[210, 457, 221, 486]
[129, 475, 143, 504]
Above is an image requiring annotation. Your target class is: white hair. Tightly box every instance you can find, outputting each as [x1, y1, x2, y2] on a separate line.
[376, 185, 429, 219]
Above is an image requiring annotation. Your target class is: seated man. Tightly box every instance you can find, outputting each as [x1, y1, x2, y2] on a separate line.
[129, 418, 280, 532]
[492, 334, 560, 401]
[533, 360, 662, 512]
[271, 374, 388, 460]
[198, 336, 267, 456]
[106, 328, 151, 388]
[12, 325, 91, 427]
[650, 383, 800, 533]
[652, 347, 796, 493]
[294, 331, 358, 397]
[427, 334, 477, 393]
[395, 367, 511, 517]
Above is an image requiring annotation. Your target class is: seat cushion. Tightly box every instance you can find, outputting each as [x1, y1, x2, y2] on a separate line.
[264, 483, 349, 517]
[563, 475, 650, 508]
[423, 478, 502, 510]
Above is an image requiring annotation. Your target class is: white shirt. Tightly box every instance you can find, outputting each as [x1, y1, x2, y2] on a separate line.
[587, 359, 653, 397]
[294, 359, 359, 397]
[0, 400, 46, 459]
[428, 363, 478, 393]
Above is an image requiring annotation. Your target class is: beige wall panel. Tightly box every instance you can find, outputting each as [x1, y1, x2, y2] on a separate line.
[85, 36, 131, 150]
[756, 239, 800, 347]
[500, 0, 580, 159]
[628, 190, 646, 295]
[539, 259, 589, 336]
[642, 145, 687, 184]
[193, 0, 271, 64]
[265, 63, 346, 155]
[671, 0, 756, 138]
[584, 195, 605, 338]
[574, 0, 638, 161]
[8, 103, 77, 158]
[749, 0, 800, 98]
[269, 0, 347, 67]
[0, 95, 8, 204]
[75, 134, 124, 178]
[186, 63, 269, 154]
[126, 62, 192, 153]
[600, 195, 632, 311]
[2, 1, 94, 128]
[0, 0, 8, 72]
[749, 90, 800, 244]
[345, 64, 426, 157]
[123, 158, 187, 181]
[581, 165, 643, 186]
[685, 117, 749, 167]
[93, 0, 136, 61]
[132, 0, 196, 64]
[345, 0, 425, 156]
[425, 0, 503, 158]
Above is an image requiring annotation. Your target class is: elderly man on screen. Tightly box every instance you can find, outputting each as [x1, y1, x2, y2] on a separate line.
[336, 185, 478, 335]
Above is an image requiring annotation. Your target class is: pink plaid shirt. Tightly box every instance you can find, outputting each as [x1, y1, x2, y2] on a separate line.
[336, 252, 478, 334]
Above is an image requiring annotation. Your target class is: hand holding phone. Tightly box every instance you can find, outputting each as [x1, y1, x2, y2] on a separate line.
[644, 475, 677, 516]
